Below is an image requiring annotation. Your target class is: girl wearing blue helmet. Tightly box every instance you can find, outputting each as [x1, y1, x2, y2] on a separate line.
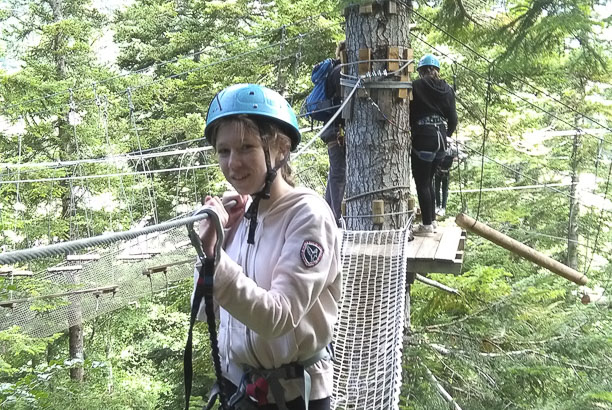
[194, 84, 341, 410]
[410, 54, 458, 235]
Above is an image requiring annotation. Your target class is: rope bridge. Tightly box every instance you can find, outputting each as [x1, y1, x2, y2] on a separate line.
[1, 211, 414, 410]
[0, 222, 197, 337]
[332, 227, 412, 410]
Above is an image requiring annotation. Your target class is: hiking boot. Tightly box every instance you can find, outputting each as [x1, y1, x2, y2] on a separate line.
[413, 224, 434, 236]
[437, 208, 446, 217]
[432, 220, 438, 233]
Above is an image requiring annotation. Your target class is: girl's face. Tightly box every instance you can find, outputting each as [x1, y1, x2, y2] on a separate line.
[215, 121, 278, 195]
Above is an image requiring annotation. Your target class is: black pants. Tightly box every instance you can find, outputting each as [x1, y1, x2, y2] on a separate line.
[411, 152, 440, 225]
[220, 378, 331, 410]
[434, 171, 449, 209]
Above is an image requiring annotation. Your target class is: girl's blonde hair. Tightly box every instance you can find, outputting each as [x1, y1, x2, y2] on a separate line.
[208, 115, 295, 186]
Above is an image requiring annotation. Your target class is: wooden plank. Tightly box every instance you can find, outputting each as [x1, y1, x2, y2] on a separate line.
[143, 258, 193, 275]
[404, 48, 414, 74]
[388, 46, 400, 72]
[117, 254, 152, 261]
[396, 75, 410, 100]
[434, 227, 464, 262]
[358, 48, 371, 76]
[415, 231, 443, 260]
[175, 240, 192, 249]
[131, 249, 162, 255]
[407, 259, 462, 275]
[359, 3, 373, 14]
[0, 285, 119, 308]
[0, 270, 33, 277]
[406, 235, 426, 259]
[66, 254, 101, 262]
[47, 265, 83, 272]
[372, 200, 384, 225]
[386, 1, 397, 14]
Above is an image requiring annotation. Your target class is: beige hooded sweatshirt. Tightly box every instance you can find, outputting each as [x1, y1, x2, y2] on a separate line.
[194, 187, 342, 403]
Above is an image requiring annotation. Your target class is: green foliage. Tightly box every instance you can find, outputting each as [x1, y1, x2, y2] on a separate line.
[0, 0, 611, 409]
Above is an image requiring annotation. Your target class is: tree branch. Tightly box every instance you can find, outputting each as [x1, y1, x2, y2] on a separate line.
[454, 0, 481, 27]
[427, 343, 604, 371]
[416, 274, 461, 295]
[421, 362, 463, 410]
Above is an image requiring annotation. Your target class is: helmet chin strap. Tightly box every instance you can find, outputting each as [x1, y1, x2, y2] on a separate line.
[243, 131, 289, 244]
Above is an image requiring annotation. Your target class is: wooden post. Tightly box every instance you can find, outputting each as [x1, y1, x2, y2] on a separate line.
[455, 213, 588, 285]
[372, 200, 385, 225]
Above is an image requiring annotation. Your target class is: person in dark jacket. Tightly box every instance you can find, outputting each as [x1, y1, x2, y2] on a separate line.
[321, 40, 346, 227]
[410, 54, 457, 235]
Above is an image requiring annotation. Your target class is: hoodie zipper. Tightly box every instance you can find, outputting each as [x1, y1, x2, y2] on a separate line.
[243, 220, 264, 369]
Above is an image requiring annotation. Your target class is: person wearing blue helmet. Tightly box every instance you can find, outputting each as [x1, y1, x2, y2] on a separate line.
[410, 54, 458, 235]
[194, 84, 341, 409]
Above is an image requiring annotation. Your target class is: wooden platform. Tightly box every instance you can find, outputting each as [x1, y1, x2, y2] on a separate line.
[406, 225, 466, 275]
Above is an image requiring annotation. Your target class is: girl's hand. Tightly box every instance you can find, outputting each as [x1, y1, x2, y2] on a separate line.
[221, 191, 249, 230]
[198, 193, 249, 257]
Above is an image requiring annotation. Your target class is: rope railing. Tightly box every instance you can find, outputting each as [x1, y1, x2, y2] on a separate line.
[0, 211, 209, 265]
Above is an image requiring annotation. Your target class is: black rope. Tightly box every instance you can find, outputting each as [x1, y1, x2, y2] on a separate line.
[474, 68, 492, 223]
[454, 136, 467, 214]
[184, 257, 229, 410]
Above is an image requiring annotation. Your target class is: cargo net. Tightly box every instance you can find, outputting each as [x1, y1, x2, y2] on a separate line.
[332, 227, 411, 410]
[0, 225, 196, 338]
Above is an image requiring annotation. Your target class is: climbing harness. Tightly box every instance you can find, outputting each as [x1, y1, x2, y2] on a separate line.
[412, 115, 448, 162]
[221, 348, 331, 410]
[415, 115, 447, 126]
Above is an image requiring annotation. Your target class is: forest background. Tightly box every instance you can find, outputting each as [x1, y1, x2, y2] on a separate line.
[0, 0, 611, 409]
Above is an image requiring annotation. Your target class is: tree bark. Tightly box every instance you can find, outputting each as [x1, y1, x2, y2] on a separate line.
[344, 2, 412, 231]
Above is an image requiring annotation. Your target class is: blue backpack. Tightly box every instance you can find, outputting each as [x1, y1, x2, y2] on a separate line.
[305, 58, 336, 122]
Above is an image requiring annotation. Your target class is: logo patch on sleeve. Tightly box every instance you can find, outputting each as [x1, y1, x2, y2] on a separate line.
[300, 240, 324, 267]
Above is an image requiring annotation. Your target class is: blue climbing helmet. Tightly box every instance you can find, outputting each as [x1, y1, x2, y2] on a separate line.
[205, 83, 301, 151]
[417, 54, 440, 70]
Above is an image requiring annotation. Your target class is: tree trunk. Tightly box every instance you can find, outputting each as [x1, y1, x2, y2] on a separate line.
[344, 2, 412, 231]
[344, 3, 414, 387]
[51, 0, 84, 382]
[567, 132, 579, 270]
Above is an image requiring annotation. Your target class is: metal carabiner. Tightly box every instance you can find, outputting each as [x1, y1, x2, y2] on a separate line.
[186, 206, 224, 264]
[186, 200, 237, 263]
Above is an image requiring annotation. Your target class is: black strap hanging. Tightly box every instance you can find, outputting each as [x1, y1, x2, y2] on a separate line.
[184, 208, 229, 410]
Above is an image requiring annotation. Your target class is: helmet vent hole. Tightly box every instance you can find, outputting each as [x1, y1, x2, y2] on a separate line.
[253, 104, 258, 108]
[249, 91, 255, 95]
